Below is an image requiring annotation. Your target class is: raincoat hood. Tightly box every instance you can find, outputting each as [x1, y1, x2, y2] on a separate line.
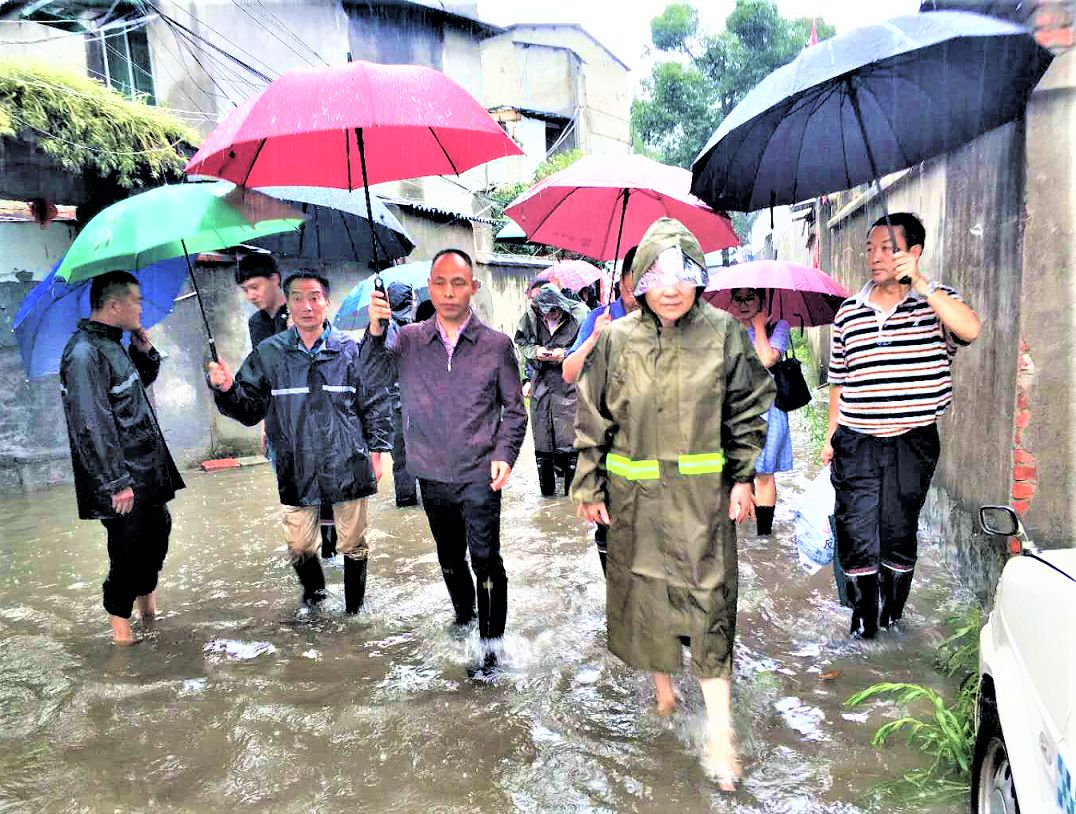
[387, 281, 415, 325]
[631, 218, 708, 298]
[532, 283, 576, 317]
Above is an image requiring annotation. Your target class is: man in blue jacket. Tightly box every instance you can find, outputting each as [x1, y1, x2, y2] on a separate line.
[208, 271, 393, 614]
[366, 249, 527, 679]
[60, 270, 184, 645]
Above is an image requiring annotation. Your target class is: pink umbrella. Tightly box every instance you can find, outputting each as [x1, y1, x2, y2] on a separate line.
[548, 259, 604, 293]
[185, 60, 522, 271]
[504, 154, 739, 262]
[703, 260, 850, 327]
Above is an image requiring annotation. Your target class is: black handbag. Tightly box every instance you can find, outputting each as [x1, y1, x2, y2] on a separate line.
[771, 347, 812, 412]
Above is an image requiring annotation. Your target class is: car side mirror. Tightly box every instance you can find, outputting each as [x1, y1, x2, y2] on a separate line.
[979, 505, 1018, 536]
[978, 504, 1037, 554]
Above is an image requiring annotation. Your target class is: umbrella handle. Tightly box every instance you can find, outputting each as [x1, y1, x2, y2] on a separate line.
[354, 127, 388, 330]
[181, 240, 219, 363]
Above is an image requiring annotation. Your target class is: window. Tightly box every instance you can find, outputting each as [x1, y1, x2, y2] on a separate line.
[87, 25, 155, 104]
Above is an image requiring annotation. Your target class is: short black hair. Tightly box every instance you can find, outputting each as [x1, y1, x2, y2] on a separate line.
[870, 212, 926, 250]
[621, 245, 638, 281]
[235, 253, 280, 286]
[90, 270, 138, 311]
[430, 248, 474, 271]
[283, 270, 330, 298]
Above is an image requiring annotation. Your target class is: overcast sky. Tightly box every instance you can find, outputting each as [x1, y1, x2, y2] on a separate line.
[478, 0, 923, 74]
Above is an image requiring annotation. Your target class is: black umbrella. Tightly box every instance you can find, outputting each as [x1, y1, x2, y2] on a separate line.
[690, 11, 1052, 229]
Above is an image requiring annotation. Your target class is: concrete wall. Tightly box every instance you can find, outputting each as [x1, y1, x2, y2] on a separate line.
[0, 221, 76, 283]
[1016, 49, 1076, 548]
[820, 122, 1028, 599]
[0, 20, 89, 71]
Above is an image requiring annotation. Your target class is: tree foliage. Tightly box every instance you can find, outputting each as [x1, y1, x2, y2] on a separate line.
[0, 61, 200, 189]
[633, 1, 836, 172]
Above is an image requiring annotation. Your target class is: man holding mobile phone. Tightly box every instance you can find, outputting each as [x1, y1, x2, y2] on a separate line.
[823, 213, 981, 639]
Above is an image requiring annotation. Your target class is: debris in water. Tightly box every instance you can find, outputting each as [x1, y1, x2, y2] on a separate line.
[203, 639, 276, 660]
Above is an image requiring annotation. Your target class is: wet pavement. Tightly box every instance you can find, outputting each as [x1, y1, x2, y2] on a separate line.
[0, 418, 966, 813]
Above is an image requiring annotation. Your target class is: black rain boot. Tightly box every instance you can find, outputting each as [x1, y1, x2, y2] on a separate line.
[344, 556, 368, 615]
[441, 566, 476, 626]
[879, 567, 914, 629]
[292, 555, 326, 607]
[755, 505, 775, 536]
[536, 452, 557, 497]
[320, 525, 338, 559]
[475, 568, 508, 641]
[846, 573, 880, 640]
[557, 451, 578, 497]
[594, 523, 609, 576]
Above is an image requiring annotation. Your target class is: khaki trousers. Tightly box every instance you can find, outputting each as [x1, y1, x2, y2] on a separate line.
[282, 498, 368, 560]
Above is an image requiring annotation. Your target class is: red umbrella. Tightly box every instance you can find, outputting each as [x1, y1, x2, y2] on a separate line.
[185, 59, 522, 271]
[504, 154, 739, 262]
[703, 259, 850, 327]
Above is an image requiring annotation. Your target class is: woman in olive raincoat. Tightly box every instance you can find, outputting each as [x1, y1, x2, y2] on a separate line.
[514, 283, 585, 496]
[571, 218, 774, 788]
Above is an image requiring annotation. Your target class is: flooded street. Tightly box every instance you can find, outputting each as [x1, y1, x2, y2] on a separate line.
[0, 421, 965, 813]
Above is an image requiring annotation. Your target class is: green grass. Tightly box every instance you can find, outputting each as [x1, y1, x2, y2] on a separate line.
[845, 604, 982, 807]
[790, 328, 830, 461]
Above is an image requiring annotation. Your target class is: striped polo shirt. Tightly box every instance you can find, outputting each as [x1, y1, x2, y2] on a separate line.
[828, 282, 969, 437]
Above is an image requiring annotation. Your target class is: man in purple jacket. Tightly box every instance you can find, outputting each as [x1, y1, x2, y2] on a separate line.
[366, 249, 527, 679]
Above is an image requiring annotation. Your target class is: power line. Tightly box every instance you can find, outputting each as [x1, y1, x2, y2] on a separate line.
[142, 1, 276, 83]
[0, 13, 154, 44]
[248, 0, 331, 67]
[223, 0, 318, 69]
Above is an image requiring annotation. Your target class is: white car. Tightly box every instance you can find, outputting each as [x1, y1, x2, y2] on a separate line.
[974, 505, 1075, 814]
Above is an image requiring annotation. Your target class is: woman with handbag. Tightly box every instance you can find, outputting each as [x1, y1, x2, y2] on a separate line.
[726, 288, 793, 535]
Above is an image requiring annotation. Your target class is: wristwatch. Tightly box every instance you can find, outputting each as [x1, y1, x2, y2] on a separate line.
[920, 278, 941, 296]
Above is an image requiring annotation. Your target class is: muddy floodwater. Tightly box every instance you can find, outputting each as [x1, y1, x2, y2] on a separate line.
[0, 426, 966, 813]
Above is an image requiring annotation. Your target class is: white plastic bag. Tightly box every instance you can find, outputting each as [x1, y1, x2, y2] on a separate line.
[793, 466, 836, 573]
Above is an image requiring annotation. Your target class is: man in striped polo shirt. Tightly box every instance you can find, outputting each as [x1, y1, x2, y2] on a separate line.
[822, 213, 981, 639]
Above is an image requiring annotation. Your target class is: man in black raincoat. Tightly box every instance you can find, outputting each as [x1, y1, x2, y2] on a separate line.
[60, 270, 184, 645]
[514, 283, 584, 497]
[386, 280, 419, 507]
[234, 253, 339, 559]
[208, 271, 393, 614]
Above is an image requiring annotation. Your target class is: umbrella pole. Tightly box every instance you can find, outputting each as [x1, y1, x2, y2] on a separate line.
[356, 127, 387, 328]
[610, 188, 630, 304]
[847, 82, 901, 262]
[355, 128, 382, 272]
[181, 240, 219, 363]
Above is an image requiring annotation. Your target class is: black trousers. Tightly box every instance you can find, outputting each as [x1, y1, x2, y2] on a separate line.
[830, 424, 940, 575]
[418, 477, 507, 640]
[100, 503, 172, 619]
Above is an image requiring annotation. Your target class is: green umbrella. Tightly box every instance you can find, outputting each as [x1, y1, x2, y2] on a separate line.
[57, 182, 304, 361]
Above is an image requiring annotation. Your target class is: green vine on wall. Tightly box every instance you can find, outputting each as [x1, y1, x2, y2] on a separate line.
[0, 62, 200, 188]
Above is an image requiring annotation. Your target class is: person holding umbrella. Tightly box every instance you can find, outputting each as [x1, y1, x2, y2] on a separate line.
[822, 214, 981, 639]
[59, 271, 185, 646]
[562, 245, 639, 574]
[724, 288, 793, 536]
[515, 283, 585, 497]
[207, 270, 394, 615]
[572, 218, 774, 788]
[365, 249, 527, 680]
[234, 253, 341, 559]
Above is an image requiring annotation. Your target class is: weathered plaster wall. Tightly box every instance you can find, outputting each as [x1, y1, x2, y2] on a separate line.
[1015, 49, 1076, 548]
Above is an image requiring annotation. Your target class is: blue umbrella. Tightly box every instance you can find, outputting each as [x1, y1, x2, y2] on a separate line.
[14, 256, 188, 379]
[690, 11, 1052, 215]
[334, 261, 431, 331]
